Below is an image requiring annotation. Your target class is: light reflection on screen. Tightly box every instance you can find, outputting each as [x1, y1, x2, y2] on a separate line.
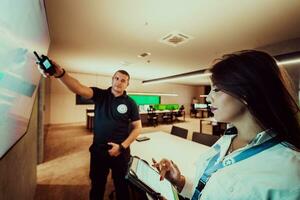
[0, 0, 50, 158]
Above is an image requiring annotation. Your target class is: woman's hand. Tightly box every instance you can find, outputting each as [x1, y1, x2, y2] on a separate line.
[152, 158, 180, 182]
[152, 158, 185, 192]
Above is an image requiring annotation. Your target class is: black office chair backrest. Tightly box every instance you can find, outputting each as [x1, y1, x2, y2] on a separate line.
[171, 126, 188, 139]
[174, 109, 183, 117]
[192, 132, 220, 147]
[147, 109, 157, 118]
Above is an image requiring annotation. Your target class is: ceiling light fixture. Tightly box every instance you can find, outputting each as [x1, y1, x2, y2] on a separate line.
[277, 58, 300, 65]
[128, 92, 178, 96]
[141, 51, 300, 85]
[142, 69, 211, 84]
[275, 51, 300, 65]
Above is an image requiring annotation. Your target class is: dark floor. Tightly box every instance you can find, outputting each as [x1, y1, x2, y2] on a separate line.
[34, 125, 114, 200]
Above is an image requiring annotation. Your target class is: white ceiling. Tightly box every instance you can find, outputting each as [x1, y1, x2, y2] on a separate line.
[45, 0, 300, 85]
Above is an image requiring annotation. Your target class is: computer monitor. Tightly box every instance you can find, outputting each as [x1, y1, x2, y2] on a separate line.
[194, 103, 208, 109]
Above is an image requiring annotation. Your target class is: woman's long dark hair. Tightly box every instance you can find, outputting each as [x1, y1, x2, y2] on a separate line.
[210, 50, 300, 149]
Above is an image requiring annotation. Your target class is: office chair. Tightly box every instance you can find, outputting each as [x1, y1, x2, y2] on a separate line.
[162, 111, 173, 124]
[190, 103, 197, 118]
[170, 126, 188, 139]
[174, 108, 184, 121]
[192, 132, 220, 147]
[86, 109, 95, 131]
[147, 110, 158, 127]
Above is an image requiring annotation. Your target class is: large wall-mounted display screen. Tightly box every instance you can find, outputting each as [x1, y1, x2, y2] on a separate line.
[0, 0, 50, 158]
[129, 95, 161, 105]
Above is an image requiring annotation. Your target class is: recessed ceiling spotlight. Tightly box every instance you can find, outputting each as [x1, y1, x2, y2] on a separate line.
[138, 52, 151, 58]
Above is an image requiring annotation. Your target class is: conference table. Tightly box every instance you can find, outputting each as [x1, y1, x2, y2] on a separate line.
[131, 131, 210, 198]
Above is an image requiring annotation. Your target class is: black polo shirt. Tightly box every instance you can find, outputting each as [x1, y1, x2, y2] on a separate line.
[90, 87, 140, 145]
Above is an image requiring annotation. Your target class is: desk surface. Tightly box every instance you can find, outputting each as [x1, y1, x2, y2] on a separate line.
[131, 132, 210, 184]
[196, 108, 209, 111]
[139, 110, 179, 114]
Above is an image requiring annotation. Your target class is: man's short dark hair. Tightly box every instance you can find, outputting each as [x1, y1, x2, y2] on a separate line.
[114, 70, 130, 81]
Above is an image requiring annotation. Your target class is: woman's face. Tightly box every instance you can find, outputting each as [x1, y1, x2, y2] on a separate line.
[206, 84, 247, 123]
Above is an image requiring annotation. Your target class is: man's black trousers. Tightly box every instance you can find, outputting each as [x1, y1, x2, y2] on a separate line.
[89, 145, 130, 200]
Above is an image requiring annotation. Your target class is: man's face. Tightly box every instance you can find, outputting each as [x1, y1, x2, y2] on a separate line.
[112, 72, 129, 94]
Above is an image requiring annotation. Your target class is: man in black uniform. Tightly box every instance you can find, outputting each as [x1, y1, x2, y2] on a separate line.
[38, 62, 142, 200]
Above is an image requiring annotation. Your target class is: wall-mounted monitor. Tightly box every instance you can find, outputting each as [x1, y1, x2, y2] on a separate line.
[129, 95, 160, 105]
[194, 103, 209, 109]
[0, 0, 50, 158]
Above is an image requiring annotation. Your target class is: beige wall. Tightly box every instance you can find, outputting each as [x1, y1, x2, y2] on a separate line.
[194, 86, 206, 103]
[45, 72, 205, 125]
[0, 97, 38, 200]
[44, 78, 51, 126]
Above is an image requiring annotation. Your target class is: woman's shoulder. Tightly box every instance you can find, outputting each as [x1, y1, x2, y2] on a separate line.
[275, 142, 300, 163]
[271, 141, 300, 158]
[262, 143, 300, 182]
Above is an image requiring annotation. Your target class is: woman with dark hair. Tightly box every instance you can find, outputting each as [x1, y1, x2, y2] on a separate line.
[153, 50, 300, 200]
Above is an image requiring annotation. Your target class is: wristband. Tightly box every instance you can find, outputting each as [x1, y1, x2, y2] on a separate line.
[118, 143, 126, 153]
[54, 68, 65, 78]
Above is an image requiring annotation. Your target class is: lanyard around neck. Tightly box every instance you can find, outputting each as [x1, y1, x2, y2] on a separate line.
[191, 136, 280, 200]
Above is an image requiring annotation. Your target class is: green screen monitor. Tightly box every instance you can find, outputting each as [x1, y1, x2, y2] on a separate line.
[129, 95, 160, 105]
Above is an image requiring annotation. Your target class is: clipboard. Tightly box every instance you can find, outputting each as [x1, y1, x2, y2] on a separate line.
[126, 156, 179, 200]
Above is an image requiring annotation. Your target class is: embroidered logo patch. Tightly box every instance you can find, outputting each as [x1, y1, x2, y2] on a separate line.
[117, 104, 128, 114]
[223, 158, 234, 166]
